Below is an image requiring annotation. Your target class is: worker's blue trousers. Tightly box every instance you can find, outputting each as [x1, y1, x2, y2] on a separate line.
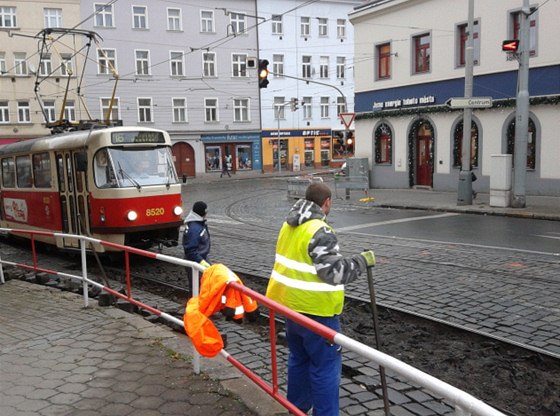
[285, 315, 342, 416]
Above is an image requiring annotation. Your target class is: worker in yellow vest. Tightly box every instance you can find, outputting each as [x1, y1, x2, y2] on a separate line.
[266, 182, 375, 415]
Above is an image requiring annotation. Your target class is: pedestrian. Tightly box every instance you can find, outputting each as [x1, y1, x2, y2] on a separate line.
[183, 201, 211, 295]
[266, 182, 375, 415]
[221, 154, 232, 178]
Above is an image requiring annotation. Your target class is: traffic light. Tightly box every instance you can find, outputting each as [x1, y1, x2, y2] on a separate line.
[258, 59, 269, 88]
[290, 97, 298, 111]
[502, 39, 519, 52]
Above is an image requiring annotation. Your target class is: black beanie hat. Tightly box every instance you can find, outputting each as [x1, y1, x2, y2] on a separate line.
[192, 201, 207, 217]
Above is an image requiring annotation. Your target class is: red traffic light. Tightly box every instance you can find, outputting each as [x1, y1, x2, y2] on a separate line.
[502, 39, 519, 52]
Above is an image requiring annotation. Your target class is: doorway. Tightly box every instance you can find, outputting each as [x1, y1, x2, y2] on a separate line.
[172, 142, 195, 179]
[408, 119, 434, 187]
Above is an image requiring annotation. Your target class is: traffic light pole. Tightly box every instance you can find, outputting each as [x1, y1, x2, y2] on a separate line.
[457, 0, 474, 206]
[511, 0, 531, 208]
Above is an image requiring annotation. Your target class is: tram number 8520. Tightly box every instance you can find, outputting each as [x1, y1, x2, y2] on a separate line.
[146, 208, 165, 216]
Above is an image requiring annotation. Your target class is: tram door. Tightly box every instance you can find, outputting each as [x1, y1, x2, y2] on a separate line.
[55, 151, 91, 248]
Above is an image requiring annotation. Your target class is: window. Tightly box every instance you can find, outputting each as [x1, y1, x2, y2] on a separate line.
[318, 18, 328, 37]
[320, 97, 329, 118]
[135, 50, 150, 75]
[0, 101, 9, 123]
[64, 100, 76, 122]
[336, 96, 346, 115]
[33, 153, 52, 188]
[203, 52, 216, 77]
[453, 120, 479, 168]
[230, 12, 246, 34]
[0, 6, 17, 28]
[302, 56, 311, 78]
[232, 54, 247, 77]
[375, 123, 393, 164]
[167, 8, 181, 31]
[336, 56, 345, 79]
[60, 54, 73, 76]
[97, 49, 116, 75]
[337, 19, 346, 39]
[274, 97, 285, 120]
[319, 56, 329, 78]
[94, 3, 113, 27]
[413, 33, 431, 73]
[507, 118, 536, 170]
[2, 158, 15, 188]
[457, 21, 480, 67]
[272, 54, 284, 77]
[200, 10, 214, 33]
[132, 6, 147, 29]
[511, 9, 538, 56]
[0, 52, 6, 75]
[302, 97, 312, 119]
[14, 52, 27, 76]
[44, 8, 62, 28]
[272, 15, 282, 35]
[16, 156, 32, 188]
[137, 98, 153, 123]
[169, 51, 184, 76]
[100, 97, 120, 121]
[377, 43, 391, 79]
[18, 101, 30, 123]
[300, 17, 310, 37]
[233, 98, 249, 122]
[204, 98, 218, 122]
[43, 100, 56, 123]
[172, 98, 187, 123]
[39, 53, 52, 76]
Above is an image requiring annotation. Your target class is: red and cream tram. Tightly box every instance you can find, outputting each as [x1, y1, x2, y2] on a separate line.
[0, 126, 183, 252]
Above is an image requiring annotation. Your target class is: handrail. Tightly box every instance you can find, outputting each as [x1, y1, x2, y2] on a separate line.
[0, 228, 506, 416]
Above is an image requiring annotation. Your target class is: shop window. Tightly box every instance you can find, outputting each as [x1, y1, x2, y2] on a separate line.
[453, 120, 479, 168]
[375, 123, 393, 164]
[33, 152, 52, 188]
[507, 118, 536, 170]
[320, 139, 331, 166]
[304, 139, 314, 168]
[236, 145, 252, 170]
[205, 146, 221, 171]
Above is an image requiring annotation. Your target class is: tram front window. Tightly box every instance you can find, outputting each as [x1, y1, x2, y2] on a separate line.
[94, 147, 179, 188]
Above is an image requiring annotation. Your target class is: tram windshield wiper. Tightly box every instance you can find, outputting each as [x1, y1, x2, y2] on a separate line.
[117, 162, 142, 190]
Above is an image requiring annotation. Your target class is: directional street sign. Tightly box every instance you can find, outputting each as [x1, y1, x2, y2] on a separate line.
[446, 97, 493, 109]
[339, 112, 355, 129]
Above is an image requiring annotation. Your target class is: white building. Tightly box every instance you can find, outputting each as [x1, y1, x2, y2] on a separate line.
[257, 0, 362, 172]
[79, 0, 263, 178]
[350, 0, 560, 195]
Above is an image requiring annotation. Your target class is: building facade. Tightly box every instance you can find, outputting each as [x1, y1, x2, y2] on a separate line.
[79, 0, 263, 177]
[257, 0, 362, 172]
[350, 0, 560, 195]
[0, 0, 82, 143]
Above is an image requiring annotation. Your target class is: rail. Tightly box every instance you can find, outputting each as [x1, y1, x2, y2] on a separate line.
[0, 228, 506, 416]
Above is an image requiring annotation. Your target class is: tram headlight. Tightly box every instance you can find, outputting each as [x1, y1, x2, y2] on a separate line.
[126, 210, 138, 221]
[173, 206, 183, 216]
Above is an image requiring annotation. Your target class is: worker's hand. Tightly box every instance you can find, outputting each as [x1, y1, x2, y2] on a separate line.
[200, 259, 210, 268]
[360, 250, 376, 267]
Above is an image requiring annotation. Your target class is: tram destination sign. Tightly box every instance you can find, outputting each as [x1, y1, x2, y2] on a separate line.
[112, 131, 165, 144]
[446, 97, 493, 109]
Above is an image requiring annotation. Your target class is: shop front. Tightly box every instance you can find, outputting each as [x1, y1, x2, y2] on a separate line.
[201, 133, 262, 174]
[261, 128, 332, 173]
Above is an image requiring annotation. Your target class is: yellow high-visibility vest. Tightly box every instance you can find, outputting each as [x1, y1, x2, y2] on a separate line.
[266, 219, 344, 316]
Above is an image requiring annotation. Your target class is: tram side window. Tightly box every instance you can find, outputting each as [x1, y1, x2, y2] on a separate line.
[16, 156, 32, 188]
[1, 158, 16, 188]
[94, 149, 117, 188]
[33, 153, 52, 188]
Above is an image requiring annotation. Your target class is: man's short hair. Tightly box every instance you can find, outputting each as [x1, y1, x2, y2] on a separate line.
[305, 182, 331, 206]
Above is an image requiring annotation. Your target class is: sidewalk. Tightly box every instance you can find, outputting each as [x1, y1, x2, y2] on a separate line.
[187, 169, 560, 222]
[0, 279, 285, 416]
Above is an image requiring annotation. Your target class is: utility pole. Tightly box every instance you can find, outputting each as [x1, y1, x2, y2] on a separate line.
[511, 0, 531, 208]
[457, 0, 475, 206]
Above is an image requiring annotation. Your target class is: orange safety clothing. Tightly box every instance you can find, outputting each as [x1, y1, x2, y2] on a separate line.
[183, 263, 258, 357]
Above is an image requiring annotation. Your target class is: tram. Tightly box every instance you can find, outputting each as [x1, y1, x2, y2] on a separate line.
[0, 126, 183, 252]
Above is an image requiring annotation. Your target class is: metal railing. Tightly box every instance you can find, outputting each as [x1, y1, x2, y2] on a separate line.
[0, 228, 506, 416]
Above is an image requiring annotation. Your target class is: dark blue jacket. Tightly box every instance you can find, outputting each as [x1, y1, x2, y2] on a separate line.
[182, 211, 210, 263]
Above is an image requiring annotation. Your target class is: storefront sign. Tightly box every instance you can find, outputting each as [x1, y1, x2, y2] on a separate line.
[201, 133, 261, 142]
[262, 129, 331, 138]
[373, 95, 436, 111]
